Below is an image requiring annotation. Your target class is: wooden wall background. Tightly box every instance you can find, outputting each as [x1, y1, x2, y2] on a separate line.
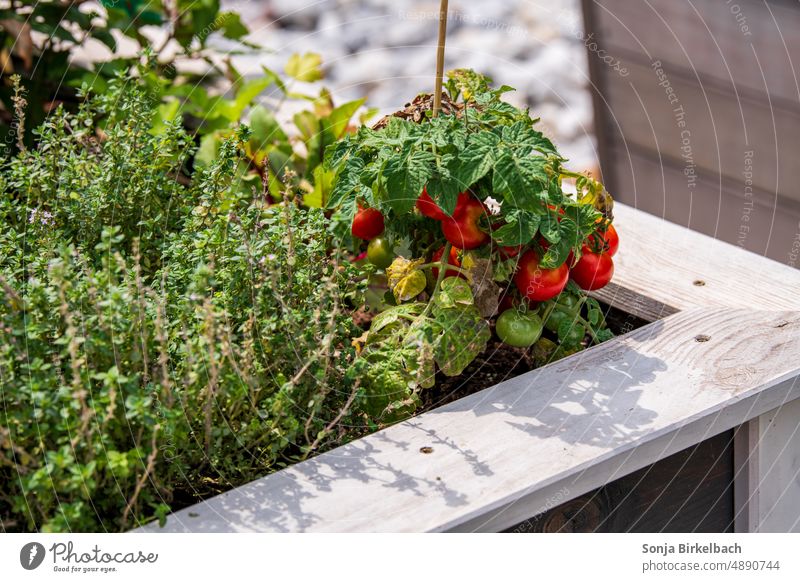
[582, 0, 800, 266]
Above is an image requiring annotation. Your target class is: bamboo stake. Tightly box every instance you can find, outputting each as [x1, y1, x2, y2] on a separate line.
[432, 0, 449, 117]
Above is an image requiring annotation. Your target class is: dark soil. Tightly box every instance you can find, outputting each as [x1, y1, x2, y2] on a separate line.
[419, 303, 650, 411]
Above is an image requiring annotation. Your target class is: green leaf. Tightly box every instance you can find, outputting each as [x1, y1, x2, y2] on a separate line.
[492, 210, 540, 245]
[383, 148, 435, 214]
[218, 12, 249, 40]
[435, 277, 474, 309]
[369, 303, 425, 334]
[541, 218, 579, 268]
[249, 105, 289, 150]
[293, 110, 321, 141]
[539, 210, 561, 244]
[305, 166, 335, 208]
[451, 131, 498, 191]
[212, 77, 272, 122]
[324, 99, 365, 140]
[491, 150, 549, 210]
[420, 154, 458, 216]
[285, 52, 324, 82]
[327, 155, 365, 209]
[432, 305, 490, 376]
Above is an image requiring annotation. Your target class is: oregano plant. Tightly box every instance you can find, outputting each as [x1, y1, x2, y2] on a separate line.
[327, 70, 619, 422]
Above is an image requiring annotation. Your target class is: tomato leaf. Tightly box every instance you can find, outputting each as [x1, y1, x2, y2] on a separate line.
[432, 305, 490, 376]
[435, 277, 474, 309]
[327, 155, 365, 209]
[383, 147, 435, 214]
[492, 210, 540, 245]
[451, 131, 498, 191]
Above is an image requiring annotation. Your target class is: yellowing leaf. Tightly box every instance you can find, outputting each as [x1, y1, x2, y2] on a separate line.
[285, 52, 324, 83]
[393, 271, 426, 302]
[387, 257, 427, 302]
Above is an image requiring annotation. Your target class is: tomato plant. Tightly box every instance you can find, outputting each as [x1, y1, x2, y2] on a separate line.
[431, 245, 464, 279]
[326, 70, 618, 422]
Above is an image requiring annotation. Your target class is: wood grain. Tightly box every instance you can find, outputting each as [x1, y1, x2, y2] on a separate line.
[138, 308, 800, 532]
[602, 203, 800, 313]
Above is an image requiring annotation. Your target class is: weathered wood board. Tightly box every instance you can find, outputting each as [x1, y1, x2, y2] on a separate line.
[590, 203, 800, 317]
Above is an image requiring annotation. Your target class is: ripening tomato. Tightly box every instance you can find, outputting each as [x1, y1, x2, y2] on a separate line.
[587, 223, 619, 256]
[367, 237, 394, 269]
[351, 205, 385, 240]
[441, 192, 489, 250]
[416, 188, 448, 221]
[570, 251, 614, 290]
[513, 250, 569, 302]
[431, 245, 463, 279]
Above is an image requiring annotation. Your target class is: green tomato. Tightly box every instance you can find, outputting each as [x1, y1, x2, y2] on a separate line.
[496, 309, 544, 348]
[556, 293, 580, 313]
[544, 308, 568, 333]
[367, 237, 394, 269]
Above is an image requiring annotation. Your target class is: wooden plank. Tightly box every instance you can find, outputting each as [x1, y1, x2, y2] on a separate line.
[139, 308, 800, 533]
[601, 58, 800, 204]
[601, 203, 800, 314]
[590, 281, 678, 323]
[743, 398, 800, 532]
[590, 0, 800, 105]
[607, 146, 800, 263]
[733, 421, 759, 532]
[505, 430, 735, 533]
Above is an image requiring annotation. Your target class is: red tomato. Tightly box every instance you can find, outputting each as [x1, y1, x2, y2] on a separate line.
[416, 188, 448, 221]
[500, 245, 522, 259]
[586, 223, 619, 256]
[513, 250, 569, 302]
[570, 251, 614, 290]
[351, 205, 385, 240]
[441, 192, 489, 250]
[431, 246, 464, 279]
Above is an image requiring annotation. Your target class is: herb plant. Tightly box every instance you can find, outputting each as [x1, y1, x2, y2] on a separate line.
[0, 79, 365, 532]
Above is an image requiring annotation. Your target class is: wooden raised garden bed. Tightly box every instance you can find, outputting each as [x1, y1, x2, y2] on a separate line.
[140, 203, 800, 533]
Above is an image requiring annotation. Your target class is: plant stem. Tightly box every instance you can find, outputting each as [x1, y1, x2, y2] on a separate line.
[432, 0, 449, 117]
[420, 242, 452, 319]
[549, 300, 601, 344]
[417, 261, 470, 276]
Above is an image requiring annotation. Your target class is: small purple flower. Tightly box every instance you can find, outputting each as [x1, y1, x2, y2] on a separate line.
[28, 208, 54, 226]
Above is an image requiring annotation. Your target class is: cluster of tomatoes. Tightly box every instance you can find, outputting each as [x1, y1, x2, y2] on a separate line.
[350, 188, 619, 347]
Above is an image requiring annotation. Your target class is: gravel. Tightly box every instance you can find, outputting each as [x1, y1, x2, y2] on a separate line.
[222, 0, 598, 170]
